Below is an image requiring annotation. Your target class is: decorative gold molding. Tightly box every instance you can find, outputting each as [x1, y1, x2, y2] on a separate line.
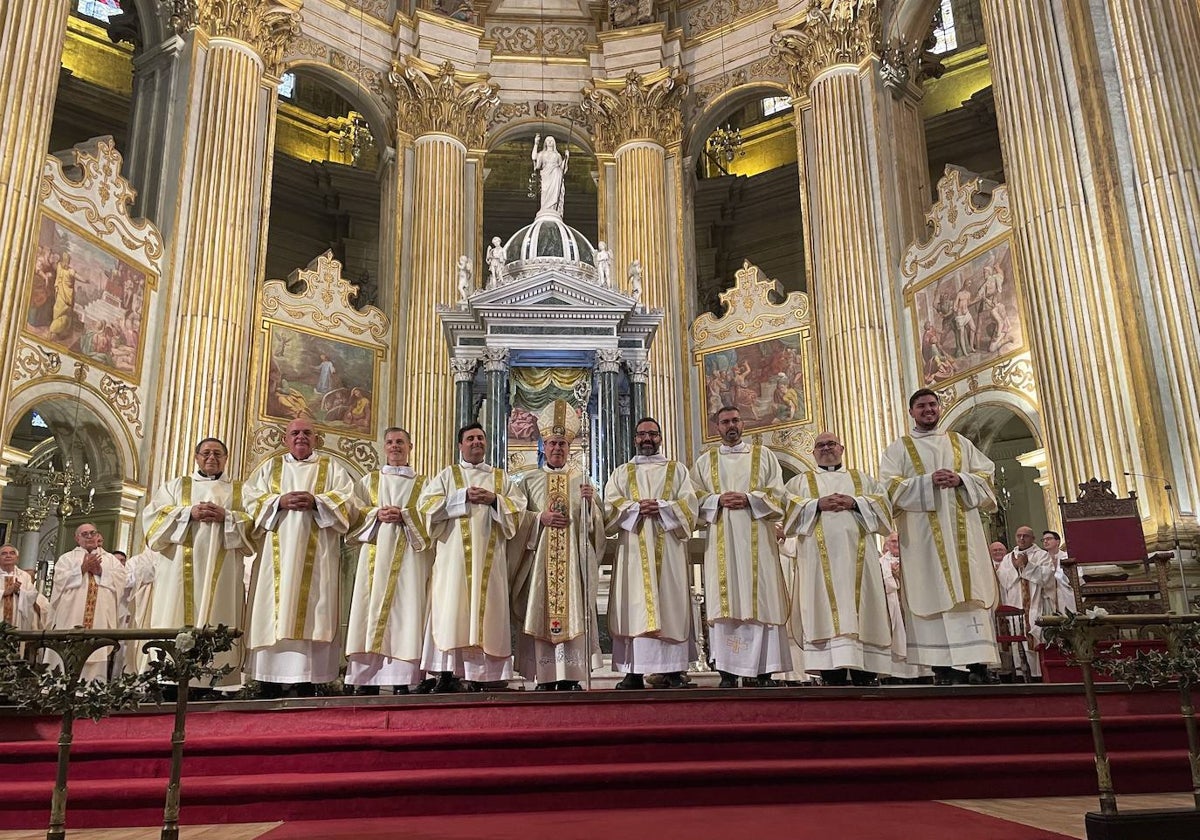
[683, 0, 774, 39]
[389, 57, 500, 148]
[261, 250, 389, 341]
[99, 374, 144, 438]
[487, 100, 531, 130]
[488, 25, 589, 58]
[250, 423, 283, 454]
[164, 0, 301, 76]
[771, 0, 880, 94]
[692, 259, 810, 344]
[581, 67, 688, 153]
[11, 341, 62, 384]
[337, 435, 380, 473]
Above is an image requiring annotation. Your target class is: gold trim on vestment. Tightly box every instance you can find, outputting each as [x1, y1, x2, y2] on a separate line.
[180, 477, 195, 625]
[707, 450, 730, 618]
[749, 444, 762, 620]
[625, 462, 658, 631]
[901, 437, 958, 603]
[806, 471, 841, 636]
[267, 458, 284, 623]
[949, 434, 972, 602]
[544, 471, 571, 639]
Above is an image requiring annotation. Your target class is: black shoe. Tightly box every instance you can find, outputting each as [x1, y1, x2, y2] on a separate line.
[820, 669, 850, 686]
[660, 673, 694, 689]
[557, 681, 583, 691]
[258, 681, 285, 699]
[753, 674, 781, 687]
[850, 670, 879, 687]
[718, 671, 740, 688]
[159, 685, 179, 703]
[615, 673, 645, 690]
[292, 682, 316, 698]
[535, 682, 556, 692]
[354, 685, 380, 696]
[392, 685, 410, 695]
[932, 666, 956, 686]
[412, 677, 437, 695]
[432, 672, 464, 694]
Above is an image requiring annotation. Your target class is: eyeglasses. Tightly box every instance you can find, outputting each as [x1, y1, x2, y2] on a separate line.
[79, 530, 100, 537]
[814, 441, 842, 450]
[635, 432, 661, 438]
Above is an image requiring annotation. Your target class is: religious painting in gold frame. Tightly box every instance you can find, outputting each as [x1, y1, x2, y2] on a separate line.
[260, 320, 382, 438]
[906, 236, 1025, 390]
[696, 328, 811, 443]
[23, 212, 155, 382]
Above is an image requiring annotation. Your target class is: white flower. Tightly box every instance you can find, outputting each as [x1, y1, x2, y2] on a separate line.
[175, 631, 196, 653]
[1085, 607, 1110, 619]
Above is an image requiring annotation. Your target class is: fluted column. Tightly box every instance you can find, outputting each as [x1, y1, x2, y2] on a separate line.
[583, 69, 689, 459]
[450, 356, 478, 432]
[979, 0, 1172, 525]
[0, 1, 72, 419]
[148, 2, 299, 486]
[626, 359, 649, 462]
[390, 58, 498, 473]
[773, 4, 912, 470]
[481, 348, 509, 469]
[1098, 0, 1200, 520]
[595, 349, 623, 488]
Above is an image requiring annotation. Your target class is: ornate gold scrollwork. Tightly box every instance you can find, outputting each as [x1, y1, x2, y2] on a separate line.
[771, 0, 881, 96]
[389, 57, 500, 149]
[581, 68, 688, 153]
[163, 0, 301, 77]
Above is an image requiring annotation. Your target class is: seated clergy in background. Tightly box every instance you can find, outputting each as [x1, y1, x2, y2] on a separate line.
[48, 523, 128, 682]
[784, 432, 894, 687]
[418, 423, 527, 693]
[603, 417, 698, 690]
[344, 427, 433, 695]
[513, 401, 605, 691]
[244, 419, 357, 697]
[879, 389, 999, 686]
[692, 406, 792, 688]
[1041, 530, 1076, 613]
[141, 438, 254, 687]
[996, 525, 1055, 680]
[1, 544, 49, 630]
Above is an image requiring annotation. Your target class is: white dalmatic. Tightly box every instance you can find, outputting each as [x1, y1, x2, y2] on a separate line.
[513, 466, 606, 684]
[48, 547, 128, 682]
[141, 473, 255, 684]
[418, 463, 527, 677]
[345, 466, 434, 687]
[692, 443, 792, 677]
[879, 429, 999, 668]
[243, 453, 357, 683]
[784, 468, 894, 675]
[603, 457, 698, 674]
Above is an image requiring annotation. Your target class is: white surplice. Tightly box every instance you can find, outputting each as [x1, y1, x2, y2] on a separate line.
[2, 567, 48, 630]
[879, 429, 999, 668]
[345, 466, 434, 687]
[48, 547, 128, 682]
[877, 551, 923, 678]
[243, 453, 357, 683]
[776, 536, 808, 681]
[603, 455, 699, 675]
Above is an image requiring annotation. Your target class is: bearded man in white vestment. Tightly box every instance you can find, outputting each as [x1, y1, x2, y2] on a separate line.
[692, 407, 791, 688]
[1, 544, 48, 631]
[344, 427, 433, 695]
[604, 417, 698, 690]
[513, 401, 605, 691]
[880, 389, 999, 686]
[244, 419, 357, 696]
[418, 423, 527, 693]
[784, 432, 893, 686]
[996, 525, 1055, 679]
[140, 438, 254, 686]
[48, 523, 128, 682]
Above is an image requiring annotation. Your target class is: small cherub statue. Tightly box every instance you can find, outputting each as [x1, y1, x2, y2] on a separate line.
[457, 255, 473, 306]
[628, 258, 643, 309]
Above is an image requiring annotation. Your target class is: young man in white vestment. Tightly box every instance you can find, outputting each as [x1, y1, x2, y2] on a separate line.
[344, 427, 433, 695]
[417, 423, 527, 693]
[879, 389, 1000, 686]
[604, 417, 699, 690]
[1, 544, 49, 630]
[512, 401, 605, 691]
[140, 437, 254, 688]
[996, 525, 1055, 680]
[692, 407, 792, 688]
[48, 523, 128, 682]
[1041, 530, 1077, 613]
[244, 419, 357, 697]
[783, 432, 894, 687]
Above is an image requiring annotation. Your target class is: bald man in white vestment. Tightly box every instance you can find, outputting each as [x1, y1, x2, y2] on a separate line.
[692, 406, 791, 688]
[48, 523, 127, 682]
[344, 427, 433, 695]
[141, 437, 254, 686]
[1, 544, 48, 631]
[512, 401, 605, 691]
[784, 432, 893, 686]
[879, 389, 999, 686]
[604, 417, 699, 690]
[244, 419, 357, 696]
[418, 423, 527, 693]
[996, 525, 1054, 679]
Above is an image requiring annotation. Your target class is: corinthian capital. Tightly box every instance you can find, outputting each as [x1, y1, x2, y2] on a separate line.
[389, 57, 500, 149]
[163, 0, 301, 77]
[581, 67, 688, 154]
[771, 0, 881, 95]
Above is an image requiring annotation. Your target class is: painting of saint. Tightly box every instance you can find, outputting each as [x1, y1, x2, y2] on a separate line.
[699, 331, 810, 441]
[263, 322, 379, 436]
[909, 239, 1023, 388]
[507, 406, 541, 443]
[25, 215, 151, 379]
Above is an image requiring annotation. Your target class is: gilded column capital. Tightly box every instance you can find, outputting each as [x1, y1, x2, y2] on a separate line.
[771, 0, 881, 95]
[162, 0, 301, 76]
[581, 67, 688, 154]
[389, 57, 500, 149]
[481, 347, 510, 373]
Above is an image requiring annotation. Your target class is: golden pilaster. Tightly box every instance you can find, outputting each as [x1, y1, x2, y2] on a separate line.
[389, 58, 498, 472]
[773, 3, 908, 470]
[583, 68, 689, 457]
[979, 0, 1171, 524]
[0, 1, 72, 418]
[151, 1, 300, 484]
[1101, 0, 1200, 519]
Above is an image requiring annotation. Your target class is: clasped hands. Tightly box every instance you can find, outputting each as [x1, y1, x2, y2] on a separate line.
[81, 551, 104, 576]
[466, 486, 497, 506]
[279, 491, 317, 511]
[378, 505, 406, 525]
[3, 576, 20, 595]
[931, 468, 963, 489]
[817, 493, 856, 512]
[190, 501, 227, 523]
[717, 491, 750, 511]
